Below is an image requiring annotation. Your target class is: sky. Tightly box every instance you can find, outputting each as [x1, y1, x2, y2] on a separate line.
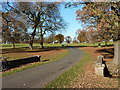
[59, 4, 83, 39]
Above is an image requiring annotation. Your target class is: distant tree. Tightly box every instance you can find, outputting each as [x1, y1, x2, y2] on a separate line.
[34, 37, 40, 43]
[55, 34, 64, 43]
[72, 37, 78, 43]
[20, 32, 30, 43]
[86, 28, 98, 45]
[77, 29, 87, 43]
[65, 36, 72, 43]
[45, 34, 55, 44]
[73, 40, 78, 43]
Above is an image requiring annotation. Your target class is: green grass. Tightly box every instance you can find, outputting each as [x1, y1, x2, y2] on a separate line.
[68, 42, 114, 47]
[0, 44, 28, 49]
[0, 43, 63, 49]
[1, 42, 114, 49]
[2, 49, 70, 77]
[45, 49, 94, 88]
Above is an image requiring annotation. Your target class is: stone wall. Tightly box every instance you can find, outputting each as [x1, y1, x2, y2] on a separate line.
[2, 56, 41, 70]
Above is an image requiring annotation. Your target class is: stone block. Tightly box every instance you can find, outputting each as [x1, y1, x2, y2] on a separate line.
[95, 64, 105, 76]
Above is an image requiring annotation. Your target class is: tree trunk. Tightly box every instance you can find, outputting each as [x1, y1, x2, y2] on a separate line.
[60, 38, 62, 44]
[11, 37, 15, 48]
[29, 35, 34, 50]
[29, 41, 33, 50]
[12, 42, 15, 48]
[40, 34, 44, 49]
[113, 40, 120, 66]
[29, 28, 36, 50]
[105, 41, 107, 46]
[98, 43, 101, 47]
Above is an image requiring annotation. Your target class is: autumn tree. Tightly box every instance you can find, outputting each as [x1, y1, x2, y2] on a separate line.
[77, 29, 87, 43]
[85, 26, 112, 46]
[66, 2, 120, 65]
[85, 27, 97, 45]
[65, 36, 72, 43]
[55, 34, 64, 43]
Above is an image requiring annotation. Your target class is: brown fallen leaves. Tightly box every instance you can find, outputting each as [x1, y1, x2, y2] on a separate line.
[72, 47, 118, 88]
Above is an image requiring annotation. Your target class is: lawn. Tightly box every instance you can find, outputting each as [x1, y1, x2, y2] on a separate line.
[0, 44, 28, 49]
[68, 42, 114, 47]
[0, 43, 63, 50]
[1, 41, 114, 49]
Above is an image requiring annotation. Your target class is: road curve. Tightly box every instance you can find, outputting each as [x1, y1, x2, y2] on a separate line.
[2, 47, 83, 88]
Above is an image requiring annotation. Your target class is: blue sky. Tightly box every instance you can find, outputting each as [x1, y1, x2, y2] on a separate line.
[59, 4, 83, 39]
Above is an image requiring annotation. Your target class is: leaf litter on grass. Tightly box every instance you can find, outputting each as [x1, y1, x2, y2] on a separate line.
[72, 47, 118, 88]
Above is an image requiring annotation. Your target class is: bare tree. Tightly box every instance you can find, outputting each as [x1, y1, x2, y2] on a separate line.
[8, 2, 66, 49]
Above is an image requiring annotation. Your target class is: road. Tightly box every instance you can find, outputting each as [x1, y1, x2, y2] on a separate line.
[2, 47, 83, 88]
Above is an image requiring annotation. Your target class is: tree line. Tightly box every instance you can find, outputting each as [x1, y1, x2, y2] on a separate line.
[77, 29, 112, 46]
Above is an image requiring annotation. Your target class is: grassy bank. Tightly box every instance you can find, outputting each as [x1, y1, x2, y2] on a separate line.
[2, 49, 70, 77]
[45, 49, 93, 88]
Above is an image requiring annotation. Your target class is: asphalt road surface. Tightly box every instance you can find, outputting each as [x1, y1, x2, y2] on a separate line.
[2, 47, 83, 88]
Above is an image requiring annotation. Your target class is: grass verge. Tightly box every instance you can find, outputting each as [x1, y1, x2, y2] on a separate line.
[45, 49, 93, 88]
[1, 49, 70, 77]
